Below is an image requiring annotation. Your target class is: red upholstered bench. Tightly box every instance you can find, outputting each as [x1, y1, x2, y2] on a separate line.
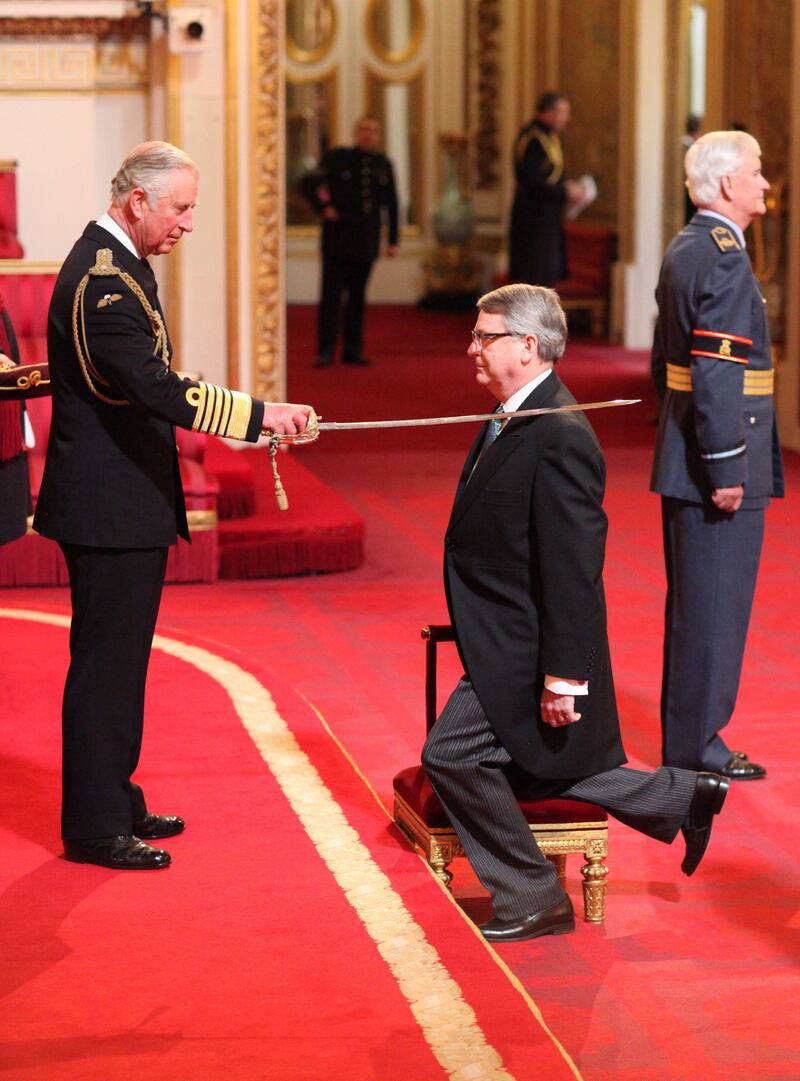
[392, 625, 610, 923]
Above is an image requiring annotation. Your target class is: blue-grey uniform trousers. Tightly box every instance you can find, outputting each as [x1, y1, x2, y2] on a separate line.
[422, 678, 698, 921]
[660, 497, 765, 771]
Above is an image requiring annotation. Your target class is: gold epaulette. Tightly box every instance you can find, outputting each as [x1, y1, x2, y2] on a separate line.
[710, 226, 741, 252]
[72, 248, 168, 407]
[185, 382, 254, 440]
[666, 362, 773, 396]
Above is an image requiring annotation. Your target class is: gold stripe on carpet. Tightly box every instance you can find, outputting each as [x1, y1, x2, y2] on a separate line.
[0, 608, 581, 1081]
[300, 692, 583, 1081]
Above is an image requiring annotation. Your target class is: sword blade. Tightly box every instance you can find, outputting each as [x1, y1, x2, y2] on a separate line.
[316, 399, 641, 431]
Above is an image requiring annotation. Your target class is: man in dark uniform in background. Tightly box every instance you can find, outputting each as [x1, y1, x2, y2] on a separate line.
[422, 283, 729, 944]
[651, 130, 783, 780]
[302, 115, 398, 367]
[509, 92, 582, 287]
[35, 141, 314, 870]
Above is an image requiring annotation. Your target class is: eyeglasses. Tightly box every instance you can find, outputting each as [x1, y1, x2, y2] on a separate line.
[470, 331, 515, 348]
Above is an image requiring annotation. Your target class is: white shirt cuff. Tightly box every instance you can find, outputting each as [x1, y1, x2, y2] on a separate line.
[545, 676, 589, 696]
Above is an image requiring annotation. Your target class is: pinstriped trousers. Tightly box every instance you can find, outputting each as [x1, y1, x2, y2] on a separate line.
[422, 678, 699, 920]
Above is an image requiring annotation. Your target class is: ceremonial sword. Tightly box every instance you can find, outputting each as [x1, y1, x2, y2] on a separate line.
[266, 398, 641, 509]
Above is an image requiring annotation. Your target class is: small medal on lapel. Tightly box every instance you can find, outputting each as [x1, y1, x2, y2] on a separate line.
[96, 292, 123, 309]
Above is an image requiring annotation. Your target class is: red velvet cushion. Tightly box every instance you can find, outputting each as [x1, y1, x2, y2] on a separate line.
[393, 765, 608, 828]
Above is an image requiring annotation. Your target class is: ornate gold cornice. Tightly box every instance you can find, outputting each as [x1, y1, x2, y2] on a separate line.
[250, 0, 283, 401]
[0, 16, 150, 39]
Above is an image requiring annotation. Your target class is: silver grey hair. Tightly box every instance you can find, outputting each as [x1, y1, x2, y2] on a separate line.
[110, 141, 198, 207]
[685, 130, 761, 206]
[477, 283, 567, 363]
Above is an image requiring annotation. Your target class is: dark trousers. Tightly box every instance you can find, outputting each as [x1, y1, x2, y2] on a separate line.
[60, 542, 168, 840]
[318, 254, 374, 359]
[422, 678, 697, 920]
[660, 497, 764, 770]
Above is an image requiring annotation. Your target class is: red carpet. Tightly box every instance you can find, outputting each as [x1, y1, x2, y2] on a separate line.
[0, 610, 579, 1081]
[1, 305, 798, 1079]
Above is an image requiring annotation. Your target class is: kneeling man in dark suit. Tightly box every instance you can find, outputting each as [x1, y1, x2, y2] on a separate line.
[422, 284, 728, 942]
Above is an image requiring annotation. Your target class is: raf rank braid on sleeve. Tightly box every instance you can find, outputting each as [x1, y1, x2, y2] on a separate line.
[185, 381, 254, 440]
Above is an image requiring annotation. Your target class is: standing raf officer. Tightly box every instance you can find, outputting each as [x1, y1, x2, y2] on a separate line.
[651, 130, 784, 779]
[302, 115, 398, 367]
[35, 142, 314, 870]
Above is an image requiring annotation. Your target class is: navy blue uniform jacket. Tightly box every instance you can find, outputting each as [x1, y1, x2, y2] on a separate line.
[650, 212, 783, 508]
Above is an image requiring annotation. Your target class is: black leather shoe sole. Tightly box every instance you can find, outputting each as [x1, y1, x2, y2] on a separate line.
[64, 836, 171, 870]
[480, 897, 575, 943]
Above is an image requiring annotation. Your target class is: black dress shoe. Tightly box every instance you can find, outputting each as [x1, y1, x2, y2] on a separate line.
[342, 355, 372, 366]
[63, 835, 171, 870]
[480, 896, 575, 943]
[718, 751, 767, 780]
[312, 353, 333, 367]
[133, 813, 186, 839]
[681, 772, 730, 876]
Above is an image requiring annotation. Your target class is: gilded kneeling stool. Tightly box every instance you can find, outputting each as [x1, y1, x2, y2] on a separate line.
[392, 625, 610, 923]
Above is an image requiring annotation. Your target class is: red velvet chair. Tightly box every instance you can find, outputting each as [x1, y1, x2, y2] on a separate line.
[393, 625, 610, 922]
[495, 221, 617, 337]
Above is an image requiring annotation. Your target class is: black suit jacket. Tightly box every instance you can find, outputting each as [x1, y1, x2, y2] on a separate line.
[35, 222, 264, 549]
[444, 372, 625, 778]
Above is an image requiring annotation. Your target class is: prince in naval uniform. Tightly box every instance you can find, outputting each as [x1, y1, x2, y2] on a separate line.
[651, 130, 784, 780]
[35, 142, 314, 870]
[302, 115, 398, 367]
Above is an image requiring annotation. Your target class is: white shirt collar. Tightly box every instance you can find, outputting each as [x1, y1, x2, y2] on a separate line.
[695, 209, 746, 250]
[96, 212, 140, 258]
[502, 368, 553, 413]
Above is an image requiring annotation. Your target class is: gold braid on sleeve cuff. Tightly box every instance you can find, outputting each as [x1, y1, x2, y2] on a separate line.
[185, 382, 253, 439]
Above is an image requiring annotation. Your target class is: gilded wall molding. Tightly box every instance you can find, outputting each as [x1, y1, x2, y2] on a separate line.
[250, 0, 283, 400]
[467, 0, 501, 191]
[225, 0, 240, 388]
[0, 16, 149, 38]
[0, 41, 149, 91]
